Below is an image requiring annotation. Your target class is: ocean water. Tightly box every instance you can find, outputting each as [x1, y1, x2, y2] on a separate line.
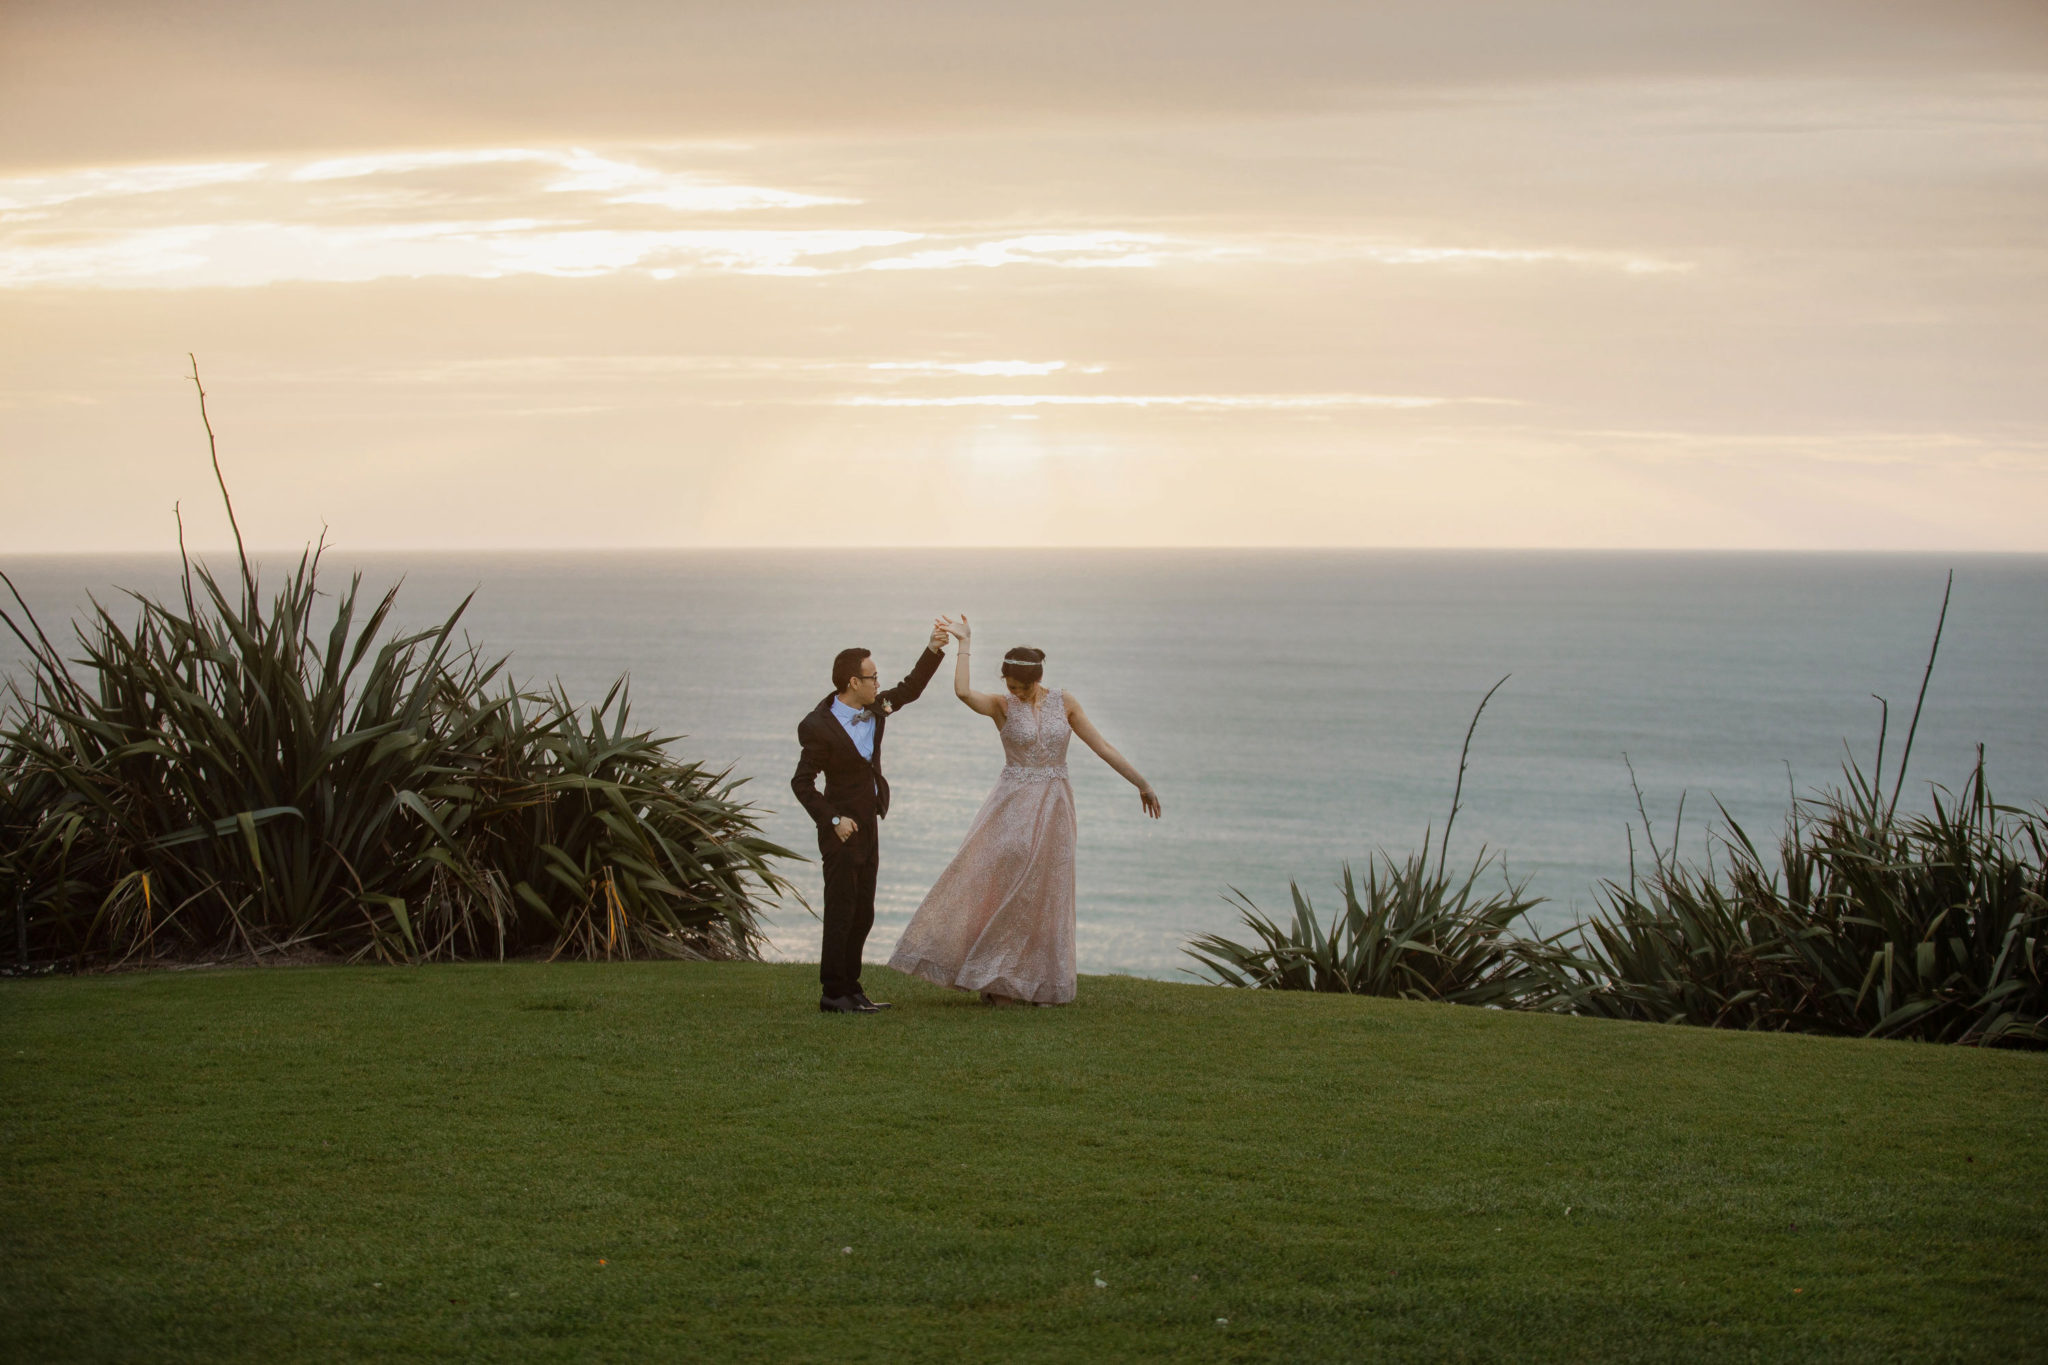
[4, 551, 2044, 980]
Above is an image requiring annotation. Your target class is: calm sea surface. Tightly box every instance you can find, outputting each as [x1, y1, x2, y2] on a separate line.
[4, 552, 2043, 979]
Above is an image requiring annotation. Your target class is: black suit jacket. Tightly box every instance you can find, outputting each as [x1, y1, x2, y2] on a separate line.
[791, 646, 944, 840]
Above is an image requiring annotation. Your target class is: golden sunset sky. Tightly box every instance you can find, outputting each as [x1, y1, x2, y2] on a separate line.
[2, 0, 2044, 551]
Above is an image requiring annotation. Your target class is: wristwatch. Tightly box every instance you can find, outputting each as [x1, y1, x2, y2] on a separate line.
[830, 816, 844, 829]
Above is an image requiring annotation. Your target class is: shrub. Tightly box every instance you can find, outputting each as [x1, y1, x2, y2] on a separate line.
[1186, 675, 1550, 1003]
[1185, 577, 2047, 1048]
[1519, 573, 2046, 1047]
[1185, 849, 1544, 1003]
[0, 547, 795, 967]
[1, 366, 794, 967]
[1523, 755, 2048, 1045]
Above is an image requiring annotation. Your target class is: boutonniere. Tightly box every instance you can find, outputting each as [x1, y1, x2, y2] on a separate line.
[877, 699, 894, 716]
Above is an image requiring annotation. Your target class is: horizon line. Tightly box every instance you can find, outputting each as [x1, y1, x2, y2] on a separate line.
[5, 544, 2043, 559]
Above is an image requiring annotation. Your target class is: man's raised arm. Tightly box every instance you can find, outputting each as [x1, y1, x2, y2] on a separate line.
[878, 621, 949, 712]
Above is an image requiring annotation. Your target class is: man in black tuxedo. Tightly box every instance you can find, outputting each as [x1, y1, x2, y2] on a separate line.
[792, 622, 948, 1013]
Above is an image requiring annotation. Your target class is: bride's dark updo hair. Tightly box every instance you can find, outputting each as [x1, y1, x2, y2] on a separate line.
[999, 646, 1045, 687]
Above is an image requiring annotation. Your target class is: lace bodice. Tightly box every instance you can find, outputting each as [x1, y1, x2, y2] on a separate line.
[999, 687, 1071, 775]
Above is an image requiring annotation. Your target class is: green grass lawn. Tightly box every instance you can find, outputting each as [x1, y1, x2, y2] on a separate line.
[2, 963, 2042, 1363]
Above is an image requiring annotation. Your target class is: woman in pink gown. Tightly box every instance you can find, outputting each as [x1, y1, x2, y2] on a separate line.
[888, 616, 1162, 1006]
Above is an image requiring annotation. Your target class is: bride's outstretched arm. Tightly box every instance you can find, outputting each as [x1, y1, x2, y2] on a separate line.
[941, 614, 1007, 721]
[1064, 694, 1162, 818]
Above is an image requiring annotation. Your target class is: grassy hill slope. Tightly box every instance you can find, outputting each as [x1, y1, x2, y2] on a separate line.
[2, 963, 2041, 1362]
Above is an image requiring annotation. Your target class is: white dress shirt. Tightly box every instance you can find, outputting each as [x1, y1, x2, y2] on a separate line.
[830, 695, 876, 761]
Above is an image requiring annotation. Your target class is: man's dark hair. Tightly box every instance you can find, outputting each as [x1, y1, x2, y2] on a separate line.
[832, 647, 873, 693]
[999, 646, 1045, 687]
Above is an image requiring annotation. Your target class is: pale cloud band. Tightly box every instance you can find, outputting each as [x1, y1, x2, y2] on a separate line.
[0, 146, 1693, 289]
[836, 392, 1502, 410]
[0, 160, 269, 214]
[869, 360, 1098, 377]
[290, 146, 845, 212]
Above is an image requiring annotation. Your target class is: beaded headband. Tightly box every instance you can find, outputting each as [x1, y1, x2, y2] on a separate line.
[1001, 654, 1043, 667]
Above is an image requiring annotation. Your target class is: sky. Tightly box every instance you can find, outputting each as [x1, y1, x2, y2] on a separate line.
[2, 0, 2045, 552]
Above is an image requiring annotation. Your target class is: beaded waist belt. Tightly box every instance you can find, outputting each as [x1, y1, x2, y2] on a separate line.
[1000, 763, 1071, 782]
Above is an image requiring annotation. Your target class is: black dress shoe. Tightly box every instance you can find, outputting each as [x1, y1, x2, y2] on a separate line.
[854, 992, 892, 1010]
[820, 995, 877, 1014]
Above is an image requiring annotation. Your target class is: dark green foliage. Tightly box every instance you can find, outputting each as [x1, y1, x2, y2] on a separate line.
[1187, 610, 2047, 1047]
[1185, 850, 1544, 1003]
[0, 709, 71, 967]
[1528, 754, 2048, 1045]
[1518, 574, 2046, 1046]
[1194, 756, 2046, 1048]
[1187, 673, 1547, 1005]
[0, 548, 794, 966]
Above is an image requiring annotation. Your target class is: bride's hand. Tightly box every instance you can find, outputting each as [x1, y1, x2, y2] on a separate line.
[942, 613, 971, 642]
[1140, 787, 1161, 819]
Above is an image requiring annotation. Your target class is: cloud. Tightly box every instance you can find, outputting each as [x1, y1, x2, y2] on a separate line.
[289, 149, 547, 182]
[1345, 244, 1691, 274]
[292, 146, 851, 210]
[0, 147, 1695, 287]
[858, 232, 1693, 275]
[869, 360, 1084, 376]
[834, 392, 1502, 409]
[0, 221, 926, 287]
[860, 232, 1181, 271]
[258, 354, 1097, 385]
[0, 224, 217, 286]
[0, 160, 268, 213]
[3, 143, 845, 218]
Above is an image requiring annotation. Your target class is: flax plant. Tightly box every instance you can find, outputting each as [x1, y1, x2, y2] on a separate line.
[1184, 576, 2045, 1048]
[0, 548, 794, 966]
[1186, 675, 1550, 1002]
[1516, 576, 2046, 1046]
[1519, 755, 2047, 1045]
[1774, 756, 2047, 1043]
[1185, 849, 1545, 1003]
[0, 362, 794, 967]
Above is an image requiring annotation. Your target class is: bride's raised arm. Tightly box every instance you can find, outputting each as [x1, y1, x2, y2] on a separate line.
[941, 614, 1007, 722]
[1063, 694, 1162, 818]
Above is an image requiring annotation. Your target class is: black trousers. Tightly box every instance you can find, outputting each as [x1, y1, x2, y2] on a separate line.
[818, 828, 880, 999]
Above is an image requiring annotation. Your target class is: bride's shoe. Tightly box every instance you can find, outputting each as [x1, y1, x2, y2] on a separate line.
[979, 990, 1025, 1007]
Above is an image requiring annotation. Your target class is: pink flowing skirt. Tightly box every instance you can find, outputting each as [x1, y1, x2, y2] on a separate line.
[888, 764, 1078, 1004]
